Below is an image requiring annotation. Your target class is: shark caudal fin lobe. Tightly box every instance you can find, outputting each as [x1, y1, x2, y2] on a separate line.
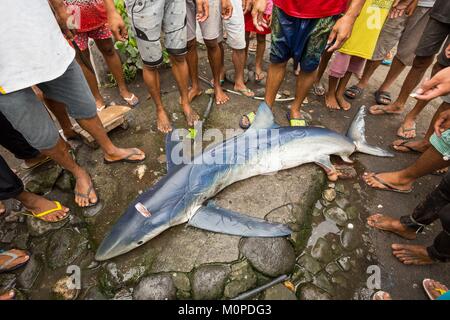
[347, 106, 394, 157]
[188, 204, 291, 237]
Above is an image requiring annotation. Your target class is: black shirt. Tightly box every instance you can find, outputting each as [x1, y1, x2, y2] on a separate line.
[430, 0, 450, 24]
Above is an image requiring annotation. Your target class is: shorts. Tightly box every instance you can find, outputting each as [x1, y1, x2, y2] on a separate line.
[220, 0, 246, 50]
[0, 60, 97, 150]
[186, 0, 221, 41]
[416, 17, 450, 58]
[270, 6, 338, 72]
[329, 52, 365, 78]
[244, 12, 271, 35]
[125, 0, 187, 67]
[73, 24, 113, 51]
[372, 7, 431, 65]
[430, 130, 450, 159]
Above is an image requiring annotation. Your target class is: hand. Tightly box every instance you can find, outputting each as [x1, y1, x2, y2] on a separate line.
[251, 0, 268, 32]
[49, 0, 76, 40]
[243, 0, 253, 14]
[327, 15, 355, 52]
[413, 67, 450, 101]
[405, 0, 418, 16]
[108, 11, 128, 41]
[434, 109, 450, 137]
[196, 0, 209, 22]
[390, 0, 415, 18]
[221, 0, 233, 19]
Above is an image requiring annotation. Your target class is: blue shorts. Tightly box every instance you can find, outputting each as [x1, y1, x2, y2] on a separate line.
[270, 6, 339, 72]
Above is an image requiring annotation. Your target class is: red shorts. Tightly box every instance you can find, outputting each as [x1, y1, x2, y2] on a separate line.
[244, 12, 271, 35]
[73, 24, 112, 51]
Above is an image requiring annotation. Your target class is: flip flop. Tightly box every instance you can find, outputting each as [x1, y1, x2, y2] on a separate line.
[239, 112, 256, 129]
[366, 174, 412, 194]
[344, 85, 364, 99]
[391, 140, 422, 153]
[397, 123, 416, 139]
[97, 105, 106, 112]
[286, 111, 309, 127]
[103, 148, 146, 164]
[74, 184, 99, 208]
[374, 90, 392, 105]
[236, 88, 255, 98]
[20, 156, 52, 170]
[423, 279, 449, 300]
[22, 200, 70, 222]
[255, 71, 267, 83]
[312, 83, 325, 96]
[123, 93, 139, 107]
[0, 250, 30, 273]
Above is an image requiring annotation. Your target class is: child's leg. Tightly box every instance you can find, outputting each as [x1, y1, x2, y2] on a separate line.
[336, 56, 365, 111]
[94, 37, 138, 106]
[326, 52, 350, 110]
[244, 31, 250, 67]
[255, 33, 266, 80]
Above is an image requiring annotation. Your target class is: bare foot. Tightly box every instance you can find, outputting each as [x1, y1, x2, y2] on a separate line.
[215, 86, 229, 105]
[397, 118, 416, 139]
[336, 94, 351, 111]
[182, 105, 200, 127]
[369, 103, 404, 115]
[325, 91, 340, 110]
[0, 249, 29, 273]
[187, 86, 202, 103]
[104, 147, 146, 163]
[19, 192, 70, 221]
[73, 170, 98, 208]
[96, 99, 106, 112]
[391, 244, 434, 265]
[363, 172, 413, 193]
[156, 107, 173, 133]
[392, 139, 429, 153]
[0, 200, 5, 216]
[367, 213, 417, 239]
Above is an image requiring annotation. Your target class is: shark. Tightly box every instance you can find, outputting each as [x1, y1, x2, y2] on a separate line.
[95, 103, 393, 261]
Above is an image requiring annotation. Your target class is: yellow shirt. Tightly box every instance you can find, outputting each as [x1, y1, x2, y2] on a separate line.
[339, 0, 394, 59]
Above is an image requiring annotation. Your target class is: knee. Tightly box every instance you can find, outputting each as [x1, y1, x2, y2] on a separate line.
[169, 54, 186, 65]
[99, 43, 116, 57]
[256, 34, 266, 44]
[412, 56, 433, 70]
[187, 39, 197, 51]
[204, 38, 218, 49]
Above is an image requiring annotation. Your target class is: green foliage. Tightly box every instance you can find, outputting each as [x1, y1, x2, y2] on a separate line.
[112, 0, 170, 83]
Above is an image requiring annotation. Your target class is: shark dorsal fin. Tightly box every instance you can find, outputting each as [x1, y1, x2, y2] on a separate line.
[249, 102, 279, 130]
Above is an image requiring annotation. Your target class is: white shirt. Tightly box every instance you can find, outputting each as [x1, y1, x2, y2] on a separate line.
[0, 0, 75, 94]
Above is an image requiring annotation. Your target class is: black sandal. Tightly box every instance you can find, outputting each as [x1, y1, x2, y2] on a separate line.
[344, 85, 364, 99]
[375, 90, 392, 105]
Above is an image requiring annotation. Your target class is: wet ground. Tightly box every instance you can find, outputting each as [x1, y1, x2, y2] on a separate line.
[0, 42, 449, 300]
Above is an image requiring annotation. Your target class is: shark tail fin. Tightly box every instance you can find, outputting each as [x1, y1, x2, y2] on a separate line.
[347, 106, 394, 158]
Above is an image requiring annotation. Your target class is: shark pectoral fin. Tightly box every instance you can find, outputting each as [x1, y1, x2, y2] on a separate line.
[315, 155, 338, 179]
[188, 205, 291, 237]
[165, 129, 188, 172]
[248, 102, 280, 130]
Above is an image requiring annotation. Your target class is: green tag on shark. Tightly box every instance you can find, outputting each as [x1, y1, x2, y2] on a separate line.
[188, 128, 197, 139]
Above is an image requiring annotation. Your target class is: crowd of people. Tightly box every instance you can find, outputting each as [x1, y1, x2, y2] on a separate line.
[0, 0, 449, 300]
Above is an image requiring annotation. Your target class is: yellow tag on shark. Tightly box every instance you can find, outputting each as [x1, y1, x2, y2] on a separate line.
[188, 128, 197, 139]
[0, 86, 6, 95]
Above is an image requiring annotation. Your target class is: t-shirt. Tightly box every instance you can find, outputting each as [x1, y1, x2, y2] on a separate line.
[430, 0, 450, 24]
[339, 0, 394, 59]
[64, 0, 108, 32]
[0, 0, 75, 94]
[273, 0, 347, 19]
[418, 0, 435, 8]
